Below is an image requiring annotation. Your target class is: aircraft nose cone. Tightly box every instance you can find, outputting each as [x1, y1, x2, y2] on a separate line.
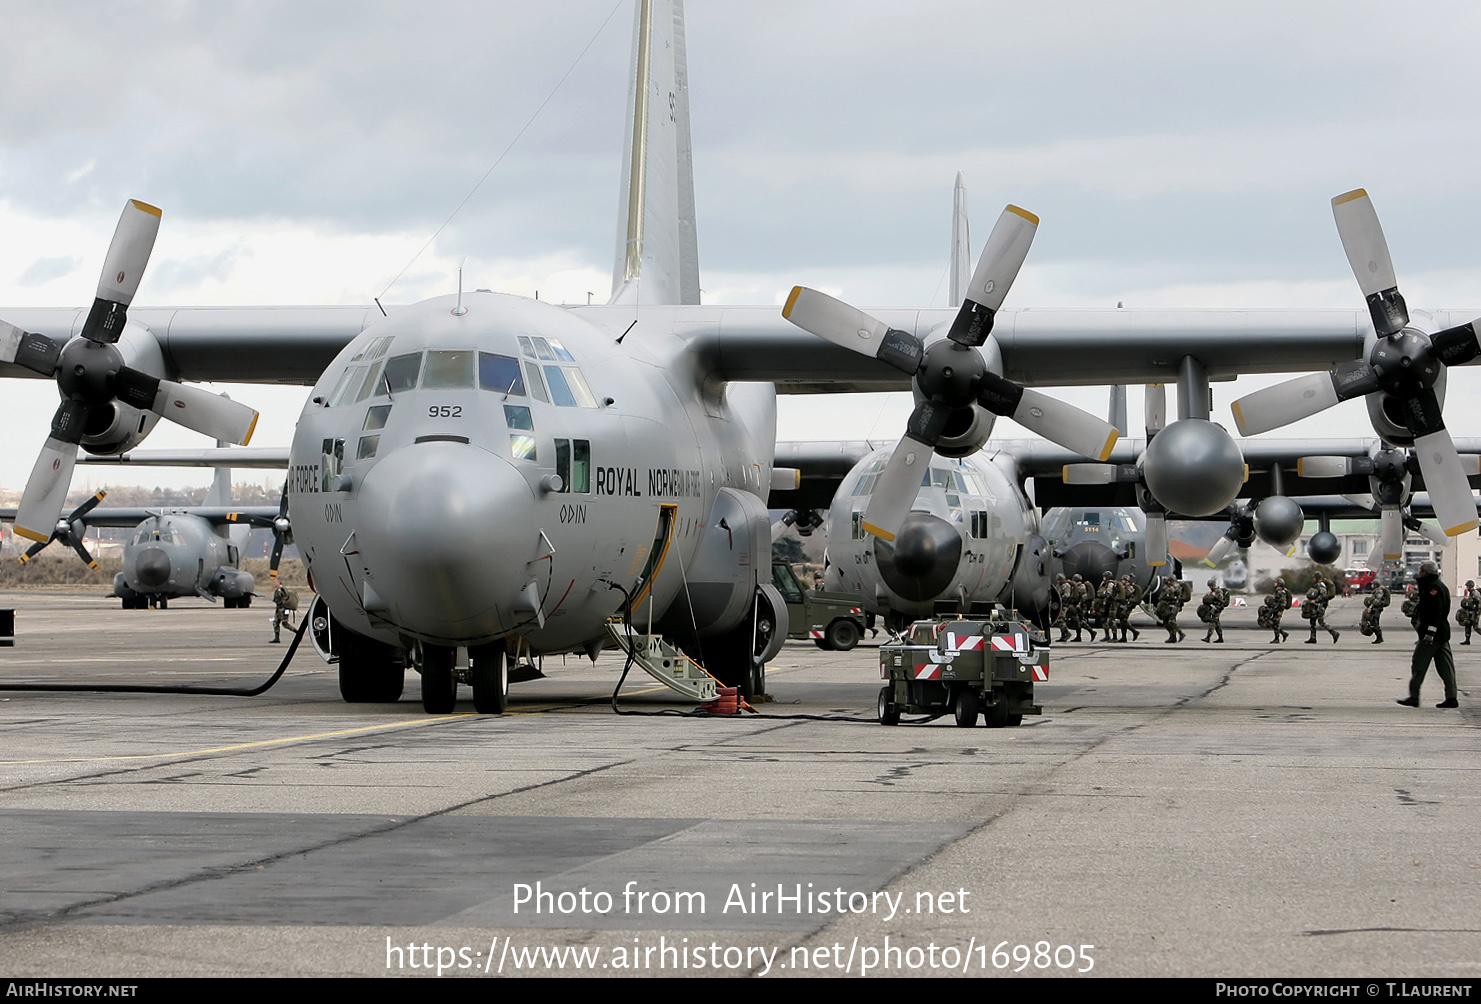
[873, 512, 962, 602]
[134, 547, 171, 588]
[357, 442, 537, 642]
[1059, 540, 1119, 583]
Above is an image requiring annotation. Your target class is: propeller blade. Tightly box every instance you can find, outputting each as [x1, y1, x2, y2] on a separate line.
[1144, 512, 1168, 568]
[69, 489, 108, 521]
[15, 435, 80, 542]
[945, 205, 1038, 346]
[860, 412, 946, 542]
[1145, 383, 1166, 437]
[1379, 507, 1403, 559]
[1406, 517, 1448, 546]
[64, 532, 98, 570]
[782, 287, 923, 375]
[269, 532, 286, 582]
[1297, 456, 1356, 478]
[984, 380, 1117, 460]
[1205, 534, 1237, 567]
[1062, 463, 1118, 485]
[0, 322, 63, 377]
[81, 200, 162, 344]
[1432, 319, 1481, 367]
[18, 536, 52, 564]
[114, 368, 259, 445]
[1231, 373, 1344, 435]
[1410, 427, 1480, 535]
[1332, 189, 1408, 337]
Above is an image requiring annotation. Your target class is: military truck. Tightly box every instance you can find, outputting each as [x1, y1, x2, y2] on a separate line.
[772, 560, 870, 651]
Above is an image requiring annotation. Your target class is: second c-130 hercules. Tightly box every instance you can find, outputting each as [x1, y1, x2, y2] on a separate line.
[4, 0, 1481, 714]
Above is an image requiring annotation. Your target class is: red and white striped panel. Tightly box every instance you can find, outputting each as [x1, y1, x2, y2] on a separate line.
[989, 632, 1027, 653]
[913, 663, 942, 680]
[1031, 664, 1049, 681]
[946, 633, 984, 651]
[809, 630, 824, 640]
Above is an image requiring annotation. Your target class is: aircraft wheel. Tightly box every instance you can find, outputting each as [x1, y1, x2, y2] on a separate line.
[239, 594, 252, 609]
[747, 660, 766, 701]
[337, 623, 405, 703]
[984, 699, 1010, 729]
[470, 643, 508, 715]
[825, 618, 860, 652]
[1007, 713, 1024, 727]
[420, 644, 457, 714]
[878, 686, 900, 726]
[158, 597, 168, 610]
[953, 687, 979, 728]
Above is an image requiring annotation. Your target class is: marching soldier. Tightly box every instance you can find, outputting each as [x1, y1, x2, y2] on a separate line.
[1361, 579, 1391, 644]
[1199, 577, 1230, 643]
[1268, 579, 1293, 643]
[1154, 575, 1186, 643]
[1115, 573, 1142, 643]
[1456, 580, 1479, 645]
[1096, 572, 1119, 642]
[1078, 574, 1098, 642]
[1056, 574, 1075, 643]
[1303, 571, 1340, 644]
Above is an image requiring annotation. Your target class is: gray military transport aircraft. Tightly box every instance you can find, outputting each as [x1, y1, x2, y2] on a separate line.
[4, 0, 1481, 715]
[1, 464, 287, 608]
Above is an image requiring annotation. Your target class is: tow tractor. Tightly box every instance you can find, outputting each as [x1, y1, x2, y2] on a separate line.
[878, 613, 1046, 727]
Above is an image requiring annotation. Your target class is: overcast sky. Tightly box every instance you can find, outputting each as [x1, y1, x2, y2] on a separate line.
[5, 0, 1481, 494]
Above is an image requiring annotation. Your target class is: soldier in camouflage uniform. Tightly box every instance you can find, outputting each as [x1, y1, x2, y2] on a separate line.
[1361, 580, 1391, 644]
[1064, 574, 1088, 642]
[1303, 571, 1340, 644]
[1154, 575, 1186, 643]
[1078, 574, 1099, 642]
[1456, 580, 1479, 645]
[1199, 577, 1230, 643]
[1095, 572, 1119, 641]
[1114, 573, 1142, 643]
[1263, 579, 1292, 643]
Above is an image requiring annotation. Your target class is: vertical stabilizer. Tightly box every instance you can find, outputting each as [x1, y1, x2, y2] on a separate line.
[609, 0, 700, 306]
[949, 172, 970, 306]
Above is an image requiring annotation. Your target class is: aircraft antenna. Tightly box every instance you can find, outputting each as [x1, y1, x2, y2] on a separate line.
[453, 264, 467, 316]
[376, 0, 625, 300]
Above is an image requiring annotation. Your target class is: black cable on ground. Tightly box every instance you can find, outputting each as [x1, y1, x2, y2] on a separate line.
[0, 615, 311, 697]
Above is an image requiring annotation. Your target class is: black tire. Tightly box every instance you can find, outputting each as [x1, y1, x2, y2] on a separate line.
[239, 594, 252, 609]
[470, 643, 508, 714]
[878, 686, 900, 726]
[825, 618, 860, 652]
[337, 622, 405, 703]
[953, 687, 979, 728]
[420, 643, 457, 714]
[158, 597, 168, 610]
[984, 699, 1010, 729]
[747, 660, 766, 700]
[814, 637, 835, 651]
[1007, 713, 1024, 727]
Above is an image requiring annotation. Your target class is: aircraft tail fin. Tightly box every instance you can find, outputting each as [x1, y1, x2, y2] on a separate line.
[949, 172, 970, 306]
[609, 0, 700, 307]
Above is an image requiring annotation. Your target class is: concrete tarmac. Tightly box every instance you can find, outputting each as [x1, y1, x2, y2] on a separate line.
[0, 590, 1476, 978]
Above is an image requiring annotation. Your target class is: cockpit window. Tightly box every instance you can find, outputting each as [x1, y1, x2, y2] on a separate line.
[363, 405, 391, 431]
[530, 337, 556, 361]
[381, 352, 421, 394]
[353, 362, 383, 404]
[524, 361, 549, 403]
[326, 367, 360, 407]
[547, 338, 576, 362]
[479, 352, 525, 396]
[423, 350, 474, 388]
[543, 366, 578, 407]
[504, 405, 533, 431]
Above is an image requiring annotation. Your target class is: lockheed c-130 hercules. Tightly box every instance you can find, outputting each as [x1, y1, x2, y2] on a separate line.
[5, 0, 1481, 715]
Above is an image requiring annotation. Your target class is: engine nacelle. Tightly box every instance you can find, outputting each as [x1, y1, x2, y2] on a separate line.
[1140, 418, 1244, 517]
[1253, 496, 1304, 549]
[933, 404, 997, 459]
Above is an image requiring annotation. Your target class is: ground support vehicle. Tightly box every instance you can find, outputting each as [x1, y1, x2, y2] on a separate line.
[772, 560, 869, 651]
[878, 616, 1045, 728]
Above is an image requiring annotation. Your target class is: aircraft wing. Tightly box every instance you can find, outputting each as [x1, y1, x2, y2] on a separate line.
[0, 506, 280, 529]
[0, 306, 381, 384]
[770, 440, 877, 509]
[75, 447, 292, 469]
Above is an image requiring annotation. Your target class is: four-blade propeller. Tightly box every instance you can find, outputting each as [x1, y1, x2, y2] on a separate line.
[784, 205, 1118, 540]
[1230, 190, 1480, 536]
[15, 490, 108, 570]
[1, 201, 260, 543]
